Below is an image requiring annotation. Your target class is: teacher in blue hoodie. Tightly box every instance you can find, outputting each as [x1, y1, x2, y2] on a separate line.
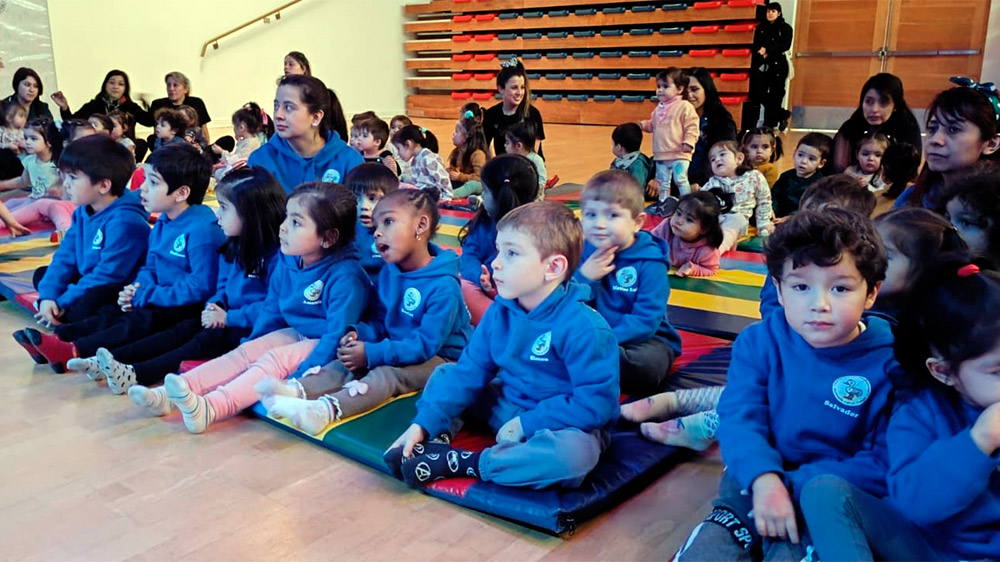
[248, 75, 362, 193]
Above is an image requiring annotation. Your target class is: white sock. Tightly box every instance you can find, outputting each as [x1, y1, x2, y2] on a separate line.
[268, 395, 334, 436]
[127, 385, 172, 417]
[254, 377, 304, 410]
[96, 348, 137, 395]
[164, 374, 214, 434]
[66, 357, 103, 381]
[640, 410, 719, 451]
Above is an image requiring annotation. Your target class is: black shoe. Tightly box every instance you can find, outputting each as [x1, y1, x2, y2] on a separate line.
[648, 196, 679, 217]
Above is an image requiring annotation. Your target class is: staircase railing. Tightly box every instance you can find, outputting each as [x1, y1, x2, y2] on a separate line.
[200, 0, 303, 57]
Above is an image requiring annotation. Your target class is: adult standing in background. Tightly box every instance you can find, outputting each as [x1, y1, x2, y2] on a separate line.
[686, 68, 738, 189]
[750, 2, 792, 129]
[282, 51, 349, 143]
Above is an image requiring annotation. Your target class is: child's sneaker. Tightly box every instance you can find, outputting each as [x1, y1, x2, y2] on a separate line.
[648, 196, 679, 217]
[24, 328, 76, 373]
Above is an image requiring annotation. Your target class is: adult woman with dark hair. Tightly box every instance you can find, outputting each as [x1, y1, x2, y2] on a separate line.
[832, 73, 923, 173]
[4, 67, 53, 122]
[247, 75, 362, 193]
[49, 70, 150, 153]
[280, 51, 348, 142]
[482, 58, 545, 157]
[750, 2, 793, 128]
[686, 67, 737, 188]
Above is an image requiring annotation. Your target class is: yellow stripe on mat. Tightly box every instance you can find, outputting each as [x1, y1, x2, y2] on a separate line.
[704, 269, 767, 287]
[267, 391, 421, 440]
[669, 289, 762, 319]
[0, 255, 54, 274]
[0, 237, 57, 256]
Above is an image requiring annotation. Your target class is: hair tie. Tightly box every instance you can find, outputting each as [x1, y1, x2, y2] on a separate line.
[957, 264, 980, 277]
[260, 108, 269, 126]
[420, 127, 427, 134]
[463, 110, 474, 119]
[951, 76, 1000, 123]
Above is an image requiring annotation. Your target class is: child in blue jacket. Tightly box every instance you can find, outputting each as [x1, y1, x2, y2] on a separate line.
[575, 170, 682, 395]
[345, 163, 398, 285]
[152, 182, 371, 434]
[15, 135, 148, 356]
[21, 143, 224, 373]
[258, 189, 472, 434]
[677, 208, 896, 561]
[800, 256, 1000, 561]
[385, 201, 620, 490]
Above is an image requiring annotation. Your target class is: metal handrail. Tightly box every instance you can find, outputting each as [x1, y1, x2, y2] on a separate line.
[200, 0, 303, 57]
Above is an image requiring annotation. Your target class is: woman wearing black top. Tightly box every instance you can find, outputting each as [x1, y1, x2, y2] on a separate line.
[482, 59, 545, 158]
[147, 71, 212, 141]
[750, 2, 793, 128]
[686, 68, 738, 188]
[1, 67, 53, 179]
[50, 70, 149, 146]
[832, 73, 923, 173]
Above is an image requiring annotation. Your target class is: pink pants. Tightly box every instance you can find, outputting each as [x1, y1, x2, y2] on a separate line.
[461, 279, 495, 326]
[3, 197, 74, 231]
[179, 328, 318, 420]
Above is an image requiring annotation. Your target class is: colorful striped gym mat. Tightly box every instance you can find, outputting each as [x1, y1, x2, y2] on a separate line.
[250, 329, 732, 535]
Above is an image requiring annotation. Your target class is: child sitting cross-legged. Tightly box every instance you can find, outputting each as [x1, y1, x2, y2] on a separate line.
[675, 208, 897, 561]
[384, 201, 620, 489]
[129, 182, 371, 432]
[255, 189, 472, 433]
[81, 167, 285, 396]
[575, 170, 682, 395]
[16, 143, 225, 374]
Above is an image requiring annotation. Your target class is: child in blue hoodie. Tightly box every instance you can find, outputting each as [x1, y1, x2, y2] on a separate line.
[257, 189, 472, 434]
[458, 154, 539, 325]
[575, 170, 681, 396]
[67, 167, 285, 396]
[11, 135, 148, 368]
[676, 208, 896, 561]
[151, 182, 371, 434]
[385, 201, 620, 489]
[247, 75, 363, 193]
[799, 256, 1000, 561]
[345, 163, 398, 285]
[22, 143, 224, 374]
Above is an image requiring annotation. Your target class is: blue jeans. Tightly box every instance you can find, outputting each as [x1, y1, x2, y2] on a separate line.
[799, 474, 944, 561]
[655, 159, 692, 199]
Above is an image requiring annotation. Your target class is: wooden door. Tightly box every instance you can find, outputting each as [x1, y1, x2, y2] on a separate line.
[790, 0, 990, 129]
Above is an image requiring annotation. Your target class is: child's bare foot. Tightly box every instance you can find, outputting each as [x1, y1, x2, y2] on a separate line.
[620, 392, 680, 423]
[640, 410, 719, 451]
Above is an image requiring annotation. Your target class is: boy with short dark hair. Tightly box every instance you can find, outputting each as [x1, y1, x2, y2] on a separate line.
[152, 108, 187, 153]
[771, 132, 833, 217]
[14, 136, 150, 364]
[350, 117, 398, 176]
[676, 208, 895, 561]
[20, 143, 226, 376]
[575, 170, 681, 395]
[386, 201, 620, 489]
[610, 122, 654, 198]
[344, 162, 399, 282]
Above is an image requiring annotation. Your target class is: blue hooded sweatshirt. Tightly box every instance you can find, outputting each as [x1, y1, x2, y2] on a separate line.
[251, 246, 371, 378]
[247, 130, 363, 193]
[413, 282, 620, 439]
[132, 204, 226, 309]
[38, 190, 150, 309]
[717, 312, 898, 499]
[887, 388, 1000, 561]
[353, 247, 471, 367]
[354, 223, 384, 283]
[574, 230, 682, 354]
[209, 249, 277, 330]
[458, 217, 497, 284]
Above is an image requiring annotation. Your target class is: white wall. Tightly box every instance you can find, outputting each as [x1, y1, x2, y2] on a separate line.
[982, 0, 1000, 81]
[46, 0, 410, 132]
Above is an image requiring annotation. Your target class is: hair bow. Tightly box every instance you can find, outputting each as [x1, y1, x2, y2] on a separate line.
[957, 263, 980, 277]
[463, 110, 475, 119]
[500, 56, 520, 69]
[951, 76, 1000, 122]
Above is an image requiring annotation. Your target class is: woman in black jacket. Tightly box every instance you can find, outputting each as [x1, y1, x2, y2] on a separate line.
[50, 69, 150, 149]
[750, 2, 793, 128]
[686, 68, 738, 188]
[831, 73, 923, 173]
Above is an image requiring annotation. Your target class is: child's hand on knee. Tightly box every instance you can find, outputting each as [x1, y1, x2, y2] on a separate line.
[751, 473, 800, 544]
[118, 283, 139, 311]
[496, 416, 524, 443]
[337, 340, 367, 372]
[34, 299, 62, 326]
[389, 423, 429, 458]
[579, 245, 617, 281]
[201, 303, 227, 329]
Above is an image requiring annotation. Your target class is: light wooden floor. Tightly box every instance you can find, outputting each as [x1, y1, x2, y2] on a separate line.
[1, 120, 805, 561]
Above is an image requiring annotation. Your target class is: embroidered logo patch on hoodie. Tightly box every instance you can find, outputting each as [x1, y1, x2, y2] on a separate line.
[303, 279, 324, 305]
[91, 229, 104, 250]
[402, 287, 421, 315]
[530, 331, 552, 361]
[321, 169, 341, 183]
[614, 266, 638, 293]
[170, 234, 187, 257]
